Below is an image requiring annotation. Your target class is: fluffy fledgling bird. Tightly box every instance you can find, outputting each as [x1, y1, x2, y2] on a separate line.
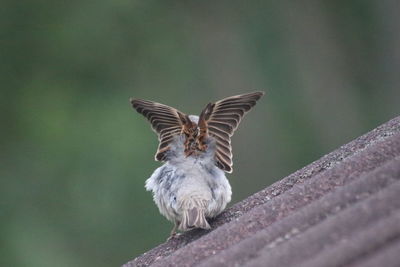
[130, 92, 264, 238]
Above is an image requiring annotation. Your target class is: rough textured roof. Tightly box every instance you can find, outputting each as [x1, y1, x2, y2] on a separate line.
[123, 116, 400, 267]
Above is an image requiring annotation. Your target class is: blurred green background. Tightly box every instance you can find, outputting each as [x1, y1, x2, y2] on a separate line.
[1, 1, 399, 266]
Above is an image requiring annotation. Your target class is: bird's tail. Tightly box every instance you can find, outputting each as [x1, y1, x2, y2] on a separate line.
[179, 198, 211, 231]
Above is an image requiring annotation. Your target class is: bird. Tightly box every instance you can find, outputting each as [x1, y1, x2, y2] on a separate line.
[130, 92, 264, 238]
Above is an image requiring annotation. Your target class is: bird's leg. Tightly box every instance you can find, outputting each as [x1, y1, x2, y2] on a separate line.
[167, 221, 180, 240]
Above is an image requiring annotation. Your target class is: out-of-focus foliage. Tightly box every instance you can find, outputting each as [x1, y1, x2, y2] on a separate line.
[1, 1, 399, 266]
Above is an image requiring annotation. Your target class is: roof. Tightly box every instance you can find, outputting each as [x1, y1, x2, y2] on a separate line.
[123, 116, 400, 267]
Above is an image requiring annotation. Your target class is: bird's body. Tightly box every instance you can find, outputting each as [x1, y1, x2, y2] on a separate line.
[130, 92, 264, 237]
[145, 132, 231, 232]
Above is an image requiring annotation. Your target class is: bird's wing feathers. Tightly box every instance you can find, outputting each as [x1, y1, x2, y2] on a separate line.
[131, 92, 264, 172]
[198, 92, 264, 173]
[130, 99, 186, 161]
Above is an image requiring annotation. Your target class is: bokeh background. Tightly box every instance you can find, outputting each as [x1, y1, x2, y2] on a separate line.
[1, 1, 399, 266]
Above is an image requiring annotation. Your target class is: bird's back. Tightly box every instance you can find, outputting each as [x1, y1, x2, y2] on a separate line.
[146, 135, 231, 230]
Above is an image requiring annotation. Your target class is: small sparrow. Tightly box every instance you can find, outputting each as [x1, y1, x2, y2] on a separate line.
[130, 92, 264, 238]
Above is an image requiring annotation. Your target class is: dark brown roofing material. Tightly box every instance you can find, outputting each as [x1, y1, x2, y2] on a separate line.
[123, 116, 400, 267]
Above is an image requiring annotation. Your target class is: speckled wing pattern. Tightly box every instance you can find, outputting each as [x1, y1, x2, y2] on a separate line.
[130, 99, 185, 161]
[198, 92, 264, 173]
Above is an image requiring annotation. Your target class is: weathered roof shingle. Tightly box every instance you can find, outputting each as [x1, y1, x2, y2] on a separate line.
[124, 116, 400, 267]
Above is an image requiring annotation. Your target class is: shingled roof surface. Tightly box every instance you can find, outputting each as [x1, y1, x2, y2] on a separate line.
[124, 116, 400, 267]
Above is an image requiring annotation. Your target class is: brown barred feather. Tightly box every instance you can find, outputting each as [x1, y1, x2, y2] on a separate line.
[198, 92, 264, 173]
[130, 98, 186, 161]
[131, 92, 264, 173]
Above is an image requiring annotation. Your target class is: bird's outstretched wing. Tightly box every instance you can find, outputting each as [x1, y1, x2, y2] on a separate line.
[130, 98, 188, 161]
[198, 92, 264, 173]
